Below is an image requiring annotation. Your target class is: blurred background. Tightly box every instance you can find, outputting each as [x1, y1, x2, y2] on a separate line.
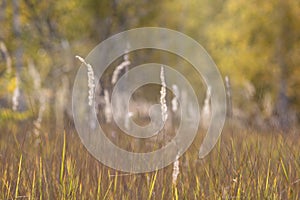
[0, 0, 300, 133]
[1, 1, 300, 199]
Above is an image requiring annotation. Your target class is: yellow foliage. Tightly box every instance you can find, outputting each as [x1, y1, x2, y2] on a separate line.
[0, 109, 32, 122]
[7, 77, 17, 93]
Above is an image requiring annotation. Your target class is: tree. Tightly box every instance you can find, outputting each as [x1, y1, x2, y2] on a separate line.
[206, 0, 300, 130]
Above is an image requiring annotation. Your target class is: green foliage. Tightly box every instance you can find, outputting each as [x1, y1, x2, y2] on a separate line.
[0, 109, 32, 122]
[205, 0, 300, 111]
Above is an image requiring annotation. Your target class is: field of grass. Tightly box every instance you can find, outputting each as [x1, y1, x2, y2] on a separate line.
[0, 122, 299, 199]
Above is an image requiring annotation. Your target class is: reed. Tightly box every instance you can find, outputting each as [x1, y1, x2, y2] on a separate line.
[75, 56, 96, 106]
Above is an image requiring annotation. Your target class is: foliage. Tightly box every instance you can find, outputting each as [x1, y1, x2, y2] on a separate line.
[205, 0, 300, 116]
[0, 0, 300, 126]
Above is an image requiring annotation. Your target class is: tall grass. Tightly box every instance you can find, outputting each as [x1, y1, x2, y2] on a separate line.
[0, 123, 299, 199]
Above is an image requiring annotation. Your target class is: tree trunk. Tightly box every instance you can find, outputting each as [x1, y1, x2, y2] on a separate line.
[12, 0, 26, 111]
[274, 0, 291, 131]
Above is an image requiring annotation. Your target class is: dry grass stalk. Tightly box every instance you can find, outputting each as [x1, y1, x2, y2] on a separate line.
[201, 86, 211, 128]
[160, 66, 168, 122]
[111, 54, 130, 85]
[75, 56, 95, 106]
[104, 89, 112, 123]
[172, 155, 180, 185]
[171, 84, 179, 112]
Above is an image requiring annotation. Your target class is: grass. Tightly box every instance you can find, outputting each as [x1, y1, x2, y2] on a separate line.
[0, 122, 299, 199]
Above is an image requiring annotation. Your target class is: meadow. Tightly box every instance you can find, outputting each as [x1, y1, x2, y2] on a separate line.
[1, 0, 300, 199]
[1, 122, 299, 200]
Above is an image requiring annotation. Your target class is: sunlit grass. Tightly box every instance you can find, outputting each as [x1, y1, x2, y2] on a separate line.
[0, 124, 299, 199]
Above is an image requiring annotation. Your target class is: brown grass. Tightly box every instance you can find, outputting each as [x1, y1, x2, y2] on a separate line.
[0, 122, 299, 199]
